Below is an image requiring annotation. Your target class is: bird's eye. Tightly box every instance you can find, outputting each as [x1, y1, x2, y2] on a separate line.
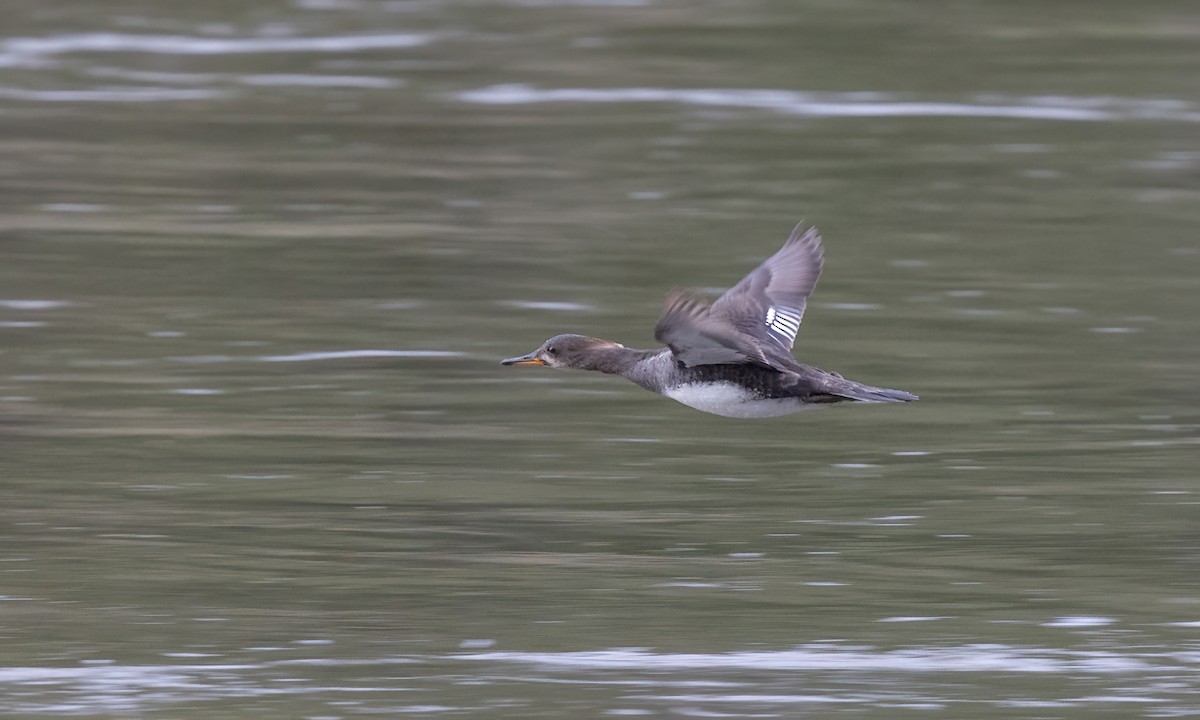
[546, 346, 558, 355]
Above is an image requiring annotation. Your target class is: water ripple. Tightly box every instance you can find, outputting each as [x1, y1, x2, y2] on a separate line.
[87, 67, 401, 88]
[0, 644, 1192, 715]
[257, 349, 463, 362]
[0, 86, 230, 102]
[0, 32, 433, 67]
[459, 645, 1157, 673]
[458, 85, 1200, 123]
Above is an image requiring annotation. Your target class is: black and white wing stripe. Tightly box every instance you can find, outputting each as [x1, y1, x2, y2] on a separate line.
[764, 304, 805, 348]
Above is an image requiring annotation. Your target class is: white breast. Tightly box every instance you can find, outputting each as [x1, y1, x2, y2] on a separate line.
[662, 382, 814, 419]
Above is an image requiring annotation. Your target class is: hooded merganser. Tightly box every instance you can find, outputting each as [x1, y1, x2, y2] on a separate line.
[502, 222, 917, 418]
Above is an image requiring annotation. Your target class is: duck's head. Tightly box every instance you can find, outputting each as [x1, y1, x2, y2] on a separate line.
[501, 334, 625, 370]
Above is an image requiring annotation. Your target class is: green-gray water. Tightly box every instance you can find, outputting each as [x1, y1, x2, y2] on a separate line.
[3, 1, 1199, 717]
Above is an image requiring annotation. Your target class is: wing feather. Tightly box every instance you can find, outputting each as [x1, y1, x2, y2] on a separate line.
[653, 222, 825, 369]
[710, 222, 824, 352]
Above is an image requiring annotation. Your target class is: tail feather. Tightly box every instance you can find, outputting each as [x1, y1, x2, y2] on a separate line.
[828, 380, 918, 403]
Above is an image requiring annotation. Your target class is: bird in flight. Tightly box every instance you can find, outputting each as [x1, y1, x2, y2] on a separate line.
[502, 222, 917, 418]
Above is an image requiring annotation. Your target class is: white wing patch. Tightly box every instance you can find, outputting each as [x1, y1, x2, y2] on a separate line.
[764, 305, 803, 347]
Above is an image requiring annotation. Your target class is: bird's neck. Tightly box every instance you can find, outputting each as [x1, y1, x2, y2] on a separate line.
[578, 345, 658, 375]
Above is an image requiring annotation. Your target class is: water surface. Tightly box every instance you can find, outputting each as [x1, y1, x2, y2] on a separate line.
[2, 0, 1199, 717]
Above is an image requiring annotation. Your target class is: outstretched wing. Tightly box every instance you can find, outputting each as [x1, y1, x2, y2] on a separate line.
[710, 222, 823, 352]
[653, 223, 825, 370]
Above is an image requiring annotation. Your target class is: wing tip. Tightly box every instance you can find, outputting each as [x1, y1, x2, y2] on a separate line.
[784, 221, 823, 257]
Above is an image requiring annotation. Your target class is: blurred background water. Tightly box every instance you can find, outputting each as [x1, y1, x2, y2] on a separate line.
[2, 0, 1199, 717]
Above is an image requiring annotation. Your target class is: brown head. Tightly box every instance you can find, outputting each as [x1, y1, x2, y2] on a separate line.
[500, 334, 627, 371]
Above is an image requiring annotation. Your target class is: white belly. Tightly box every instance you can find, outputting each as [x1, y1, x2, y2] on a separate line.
[662, 382, 815, 419]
